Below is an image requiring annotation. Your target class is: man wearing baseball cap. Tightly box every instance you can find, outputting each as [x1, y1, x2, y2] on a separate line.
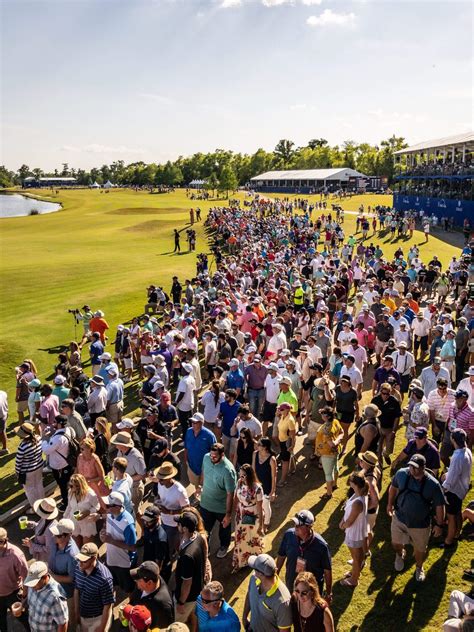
[174, 512, 205, 624]
[443, 389, 474, 465]
[243, 554, 292, 632]
[140, 506, 172, 581]
[426, 377, 456, 443]
[225, 359, 245, 400]
[23, 561, 69, 632]
[244, 354, 268, 418]
[129, 561, 174, 628]
[387, 453, 445, 582]
[100, 491, 137, 593]
[262, 363, 281, 437]
[74, 543, 114, 630]
[390, 427, 441, 476]
[456, 365, 474, 408]
[49, 519, 78, 604]
[276, 510, 332, 600]
[184, 412, 216, 500]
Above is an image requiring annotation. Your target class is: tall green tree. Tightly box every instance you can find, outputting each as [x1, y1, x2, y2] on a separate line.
[273, 139, 295, 167]
[218, 165, 238, 198]
[17, 164, 31, 183]
[0, 166, 15, 187]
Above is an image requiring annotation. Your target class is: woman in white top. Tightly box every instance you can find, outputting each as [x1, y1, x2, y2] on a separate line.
[199, 380, 225, 437]
[63, 473, 100, 546]
[339, 472, 369, 587]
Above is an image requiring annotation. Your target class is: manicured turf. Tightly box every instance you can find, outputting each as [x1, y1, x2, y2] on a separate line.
[0, 189, 470, 630]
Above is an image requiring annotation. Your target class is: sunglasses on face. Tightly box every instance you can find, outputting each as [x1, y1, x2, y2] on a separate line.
[381, 391, 390, 395]
[295, 589, 310, 596]
[201, 597, 221, 604]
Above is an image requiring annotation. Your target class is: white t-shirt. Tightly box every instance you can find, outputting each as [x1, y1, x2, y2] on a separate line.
[236, 416, 263, 439]
[157, 481, 189, 527]
[264, 374, 281, 404]
[457, 378, 474, 407]
[175, 375, 196, 412]
[204, 340, 218, 366]
[340, 365, 363, 386]
[200, 390, 226, 423]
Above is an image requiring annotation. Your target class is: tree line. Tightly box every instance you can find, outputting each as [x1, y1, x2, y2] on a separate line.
[0, 135, 407, 189]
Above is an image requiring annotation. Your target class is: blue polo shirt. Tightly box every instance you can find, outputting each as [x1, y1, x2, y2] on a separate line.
[219, 401, 241, 438]
[90, 340, 103, 366]
[195, 596, 240, 632]
[184, 426, 217, 476]
[74, 560, 115, 619]
[226, 369, 245, 393]
[48, 539, 79, 598]
[278, 528, 331, 591]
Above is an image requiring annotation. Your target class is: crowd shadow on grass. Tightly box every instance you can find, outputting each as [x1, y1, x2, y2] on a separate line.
[360, 549, 454, 632]
[37, 344, 68, 355]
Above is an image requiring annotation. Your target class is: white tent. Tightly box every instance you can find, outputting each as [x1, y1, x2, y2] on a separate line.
[103, 180, 114, 189]
[90, 182, 100, 189]
[189, 179, 207, 189]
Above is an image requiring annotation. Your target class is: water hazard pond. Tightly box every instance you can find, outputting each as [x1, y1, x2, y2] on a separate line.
[0, 193, 61, 218]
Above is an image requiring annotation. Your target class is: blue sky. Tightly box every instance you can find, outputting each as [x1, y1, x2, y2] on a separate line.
[2, 0, 472, 171]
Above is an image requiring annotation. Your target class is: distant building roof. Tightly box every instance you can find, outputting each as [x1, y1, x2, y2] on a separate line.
[39, 177, 77, 182]
[394, 132, 474, 155]
[251, 168, 367, 182]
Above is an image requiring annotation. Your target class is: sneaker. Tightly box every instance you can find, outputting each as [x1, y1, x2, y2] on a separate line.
[43, 465, 52, 473]
[216, 546, 229, 559]
[394, 552, 405, 572]
[415, 567, 425, 582]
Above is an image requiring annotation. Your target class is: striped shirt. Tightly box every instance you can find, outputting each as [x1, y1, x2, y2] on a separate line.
[74, 560, 115, 619]
[426, 389, 455, 422]
[447, 402, 474, 434]
[106, 509, 137, 568]
[15, 439, 44, 474]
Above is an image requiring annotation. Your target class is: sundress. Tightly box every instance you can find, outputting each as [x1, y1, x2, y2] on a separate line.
[232, 482, 264, 570]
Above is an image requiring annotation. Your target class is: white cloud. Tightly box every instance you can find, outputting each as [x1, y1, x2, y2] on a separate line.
[138, 92, 175, 105]
[262, 0, 293, 6]
[219, 0, 242, 7]
[301, 0, 322, 5]
[307, 9, 356, 27]
[290, 104, 308, 110]
[60, 144, 145, 154]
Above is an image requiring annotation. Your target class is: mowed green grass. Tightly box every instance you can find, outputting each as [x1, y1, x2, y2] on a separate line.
[0, 189, 471, 631]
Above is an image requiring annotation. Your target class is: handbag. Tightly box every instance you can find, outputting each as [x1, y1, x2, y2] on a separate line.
[242, 513, 257, 526]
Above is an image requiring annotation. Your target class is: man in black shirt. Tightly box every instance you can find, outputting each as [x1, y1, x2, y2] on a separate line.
[390, 427, 441, 476]
[141, 506, 172, 581]
[148, 438, 181, 479]
[372, 383, 402, 466]
[129, 561, 174, 628]
[174, 511, 205, 625]
[136, 408, 170, 467]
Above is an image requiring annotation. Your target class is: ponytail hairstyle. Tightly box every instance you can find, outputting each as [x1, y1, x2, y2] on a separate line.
[210, 379, 221, 407]
[348, 471, 369, 496]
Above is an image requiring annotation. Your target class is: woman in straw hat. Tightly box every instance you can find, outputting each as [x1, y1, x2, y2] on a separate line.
[14, 422, 44, 509]
[21, 497, 59, 562]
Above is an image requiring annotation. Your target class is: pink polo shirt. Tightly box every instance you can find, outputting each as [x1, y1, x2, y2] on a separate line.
[0, 543, 28, 596]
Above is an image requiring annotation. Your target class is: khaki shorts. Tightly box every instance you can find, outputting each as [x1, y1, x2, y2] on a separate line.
[187, 465, 201, 487]
[17, 400, 28, 413]
[174, 599, 196, 623]
[391, 513, 431, 553]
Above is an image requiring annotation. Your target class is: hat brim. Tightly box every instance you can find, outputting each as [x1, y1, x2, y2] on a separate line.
[155, 466, 178, 480]
[358, 452, 378, 467]
[75, 552, 97, 562]
[33, 499, 59, 520]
